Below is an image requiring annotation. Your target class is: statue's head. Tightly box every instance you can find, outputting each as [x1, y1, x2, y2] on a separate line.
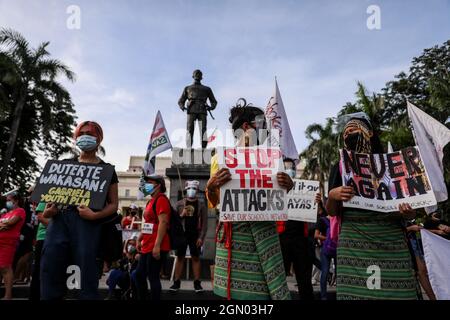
[192, 69, 203, 81]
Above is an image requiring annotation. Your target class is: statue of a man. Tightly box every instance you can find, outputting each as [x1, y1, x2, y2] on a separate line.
[178, 69, 217, 149]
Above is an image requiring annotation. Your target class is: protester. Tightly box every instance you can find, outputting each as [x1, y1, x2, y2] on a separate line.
[278, 158, 314, 300]
[13, 188, 35, 284]
[170, 180, 208, 293]
[0, 191, 26, 300]
[315, 199, 337, 300]
[135, 174, 171, 300]
[326, 114, 418, 300]
[122, 204, 141, 230]
[29, 202, 49, 300]
[205, 99, 292, 300]
[105, 238, 139, 300]
[40, 121, 119, 300]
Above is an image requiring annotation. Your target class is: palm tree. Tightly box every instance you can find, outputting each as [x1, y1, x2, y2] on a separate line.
[300, 117, 338, 194]
[0, 28, 76, 192]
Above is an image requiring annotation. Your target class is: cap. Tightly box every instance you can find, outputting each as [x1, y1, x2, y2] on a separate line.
[185, 180, 200, 190]
[143, 174, 166, 192]
[129, 203, 139, 210]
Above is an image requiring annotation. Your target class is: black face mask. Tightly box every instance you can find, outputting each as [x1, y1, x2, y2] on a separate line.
[344, 132, 361, 151]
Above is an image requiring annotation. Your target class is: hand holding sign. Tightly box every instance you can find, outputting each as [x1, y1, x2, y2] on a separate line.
[209, 168, 232, 189]
[398, 203, 416, 220]
[43, 203, 58, 218]
[78, 205, 96, 220]
[329, 186, 355, 202]
[277, 172, 294, 192]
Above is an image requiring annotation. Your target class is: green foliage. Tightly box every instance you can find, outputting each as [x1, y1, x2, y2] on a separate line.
[0, 28, 77, 192]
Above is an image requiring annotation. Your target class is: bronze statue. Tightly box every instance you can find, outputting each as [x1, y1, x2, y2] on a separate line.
[178, 69, 217, 149]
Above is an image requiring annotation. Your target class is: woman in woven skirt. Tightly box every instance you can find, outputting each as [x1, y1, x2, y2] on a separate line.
[327, 114, 418, 300]
[206, 99, 292, 300]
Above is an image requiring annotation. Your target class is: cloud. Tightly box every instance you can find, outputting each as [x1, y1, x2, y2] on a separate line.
[1, 0, 449, 171]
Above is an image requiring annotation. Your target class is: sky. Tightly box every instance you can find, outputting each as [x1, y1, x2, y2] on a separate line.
[1, 0, 449, 171]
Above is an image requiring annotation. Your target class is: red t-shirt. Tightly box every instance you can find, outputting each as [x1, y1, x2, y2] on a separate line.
[141, 194, 171, 254]
[0, 208, 26, 240]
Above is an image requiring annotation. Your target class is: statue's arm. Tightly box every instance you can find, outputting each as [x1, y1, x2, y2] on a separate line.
[178, 87, 187, 110]
[208, 88, 217, 110]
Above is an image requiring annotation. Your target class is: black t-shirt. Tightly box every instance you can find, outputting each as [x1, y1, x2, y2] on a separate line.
[283, 220, 307, 238]
[183, 199, 199, 235]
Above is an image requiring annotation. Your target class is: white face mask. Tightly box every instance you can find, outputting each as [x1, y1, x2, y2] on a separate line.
[186, 189, 197, 199]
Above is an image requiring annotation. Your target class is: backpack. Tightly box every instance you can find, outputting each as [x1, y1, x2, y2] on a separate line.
[151, 195, 187, 251]
[322, 217, 337, 257]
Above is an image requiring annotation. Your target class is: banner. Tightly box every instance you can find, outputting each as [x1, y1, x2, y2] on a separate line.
[265, 79, 299, 165]
[138, 111, 172, 199]
[408, 101, 450, 213]
[218, 146, 287, 222]
[339, 146, 437, 212]
[31, 160, 114, 210]
[421, 229, 450, 300]
[287, 179, 320, 222]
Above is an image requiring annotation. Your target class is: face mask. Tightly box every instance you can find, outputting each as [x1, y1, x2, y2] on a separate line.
[6, 201, 14, 210]
[144, 183, 155, 195]
[186, 189, 197, 198]
[286, 169, 296, 179]
[344, 132, 362, 151]
[76, 135, 98, 151]
[127, 245, 137, 254]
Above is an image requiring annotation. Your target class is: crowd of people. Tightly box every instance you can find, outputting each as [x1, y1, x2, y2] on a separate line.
[0, 104, 449, 301]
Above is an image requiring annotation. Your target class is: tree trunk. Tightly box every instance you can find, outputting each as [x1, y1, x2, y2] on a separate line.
[0, 90, 26, 193]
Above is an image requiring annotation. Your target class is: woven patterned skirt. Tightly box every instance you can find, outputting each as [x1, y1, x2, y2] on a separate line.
[337, 209, 417, 300]
[214, 221, 291, 300]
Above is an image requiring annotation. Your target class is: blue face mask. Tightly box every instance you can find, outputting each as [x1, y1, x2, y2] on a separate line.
[286, 169, 296, 179]
[144, 183, 155, 195]
[76, 135, 98, 151]
[6, 201, 14, 210]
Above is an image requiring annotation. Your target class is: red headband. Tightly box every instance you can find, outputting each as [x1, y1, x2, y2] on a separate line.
[73, 121, 104, 143]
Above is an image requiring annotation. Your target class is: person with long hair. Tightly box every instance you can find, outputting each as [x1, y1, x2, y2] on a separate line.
[206, 99, 292, 300]
[326, 114, 417, 300]
[0, 191, 26, 299]
[40, 121, 119, 300]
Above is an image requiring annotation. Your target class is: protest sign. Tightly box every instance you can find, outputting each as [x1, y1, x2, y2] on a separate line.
[217, 146, 287, 222]
[31, 160, 115, 210]
[339, 146, 437, 212]
[287, 179, 320, 222]
[122, 230, 140, 242]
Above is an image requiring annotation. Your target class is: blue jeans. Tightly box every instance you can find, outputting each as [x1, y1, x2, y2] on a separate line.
[320, 249, 336, 300]
[40, 208, 101, 300]
[107, 269, 130, 294]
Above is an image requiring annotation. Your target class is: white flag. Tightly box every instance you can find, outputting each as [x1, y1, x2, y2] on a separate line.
[387, 141, 394, 153]
[265, 79, 299, 165]
[138, 111, 172, 199]
[407, 101, 450, 212]
[421, 229, 450, 300]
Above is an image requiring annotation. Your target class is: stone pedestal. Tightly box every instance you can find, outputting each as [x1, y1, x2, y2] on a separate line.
[165, 148, 217, 275]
